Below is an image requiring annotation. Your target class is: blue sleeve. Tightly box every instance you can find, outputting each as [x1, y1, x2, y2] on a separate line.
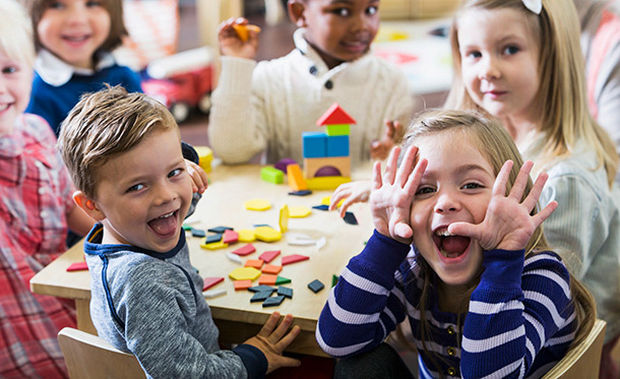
[460, 250, 575, 378]
[26, 75, 64, 135]
[232, 344, 268, 379]
[316, 230, 411, 357]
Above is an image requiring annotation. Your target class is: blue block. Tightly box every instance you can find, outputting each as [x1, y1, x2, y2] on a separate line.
[303, 132, 327, 158]
[326, 135, 349, 157]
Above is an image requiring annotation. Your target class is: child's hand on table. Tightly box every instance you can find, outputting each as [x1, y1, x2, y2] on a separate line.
[448, 160, 558, 251]
[370, 120, 403, 161]
[185, 159, 208, 194]
[218, 17, 260, 59]
[243, 312, 301, 373]
[370, 145, 427, 245]
[330, 180, 372, 217]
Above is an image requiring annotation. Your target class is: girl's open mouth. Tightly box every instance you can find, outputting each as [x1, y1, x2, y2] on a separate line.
[432, 228, 471, 261]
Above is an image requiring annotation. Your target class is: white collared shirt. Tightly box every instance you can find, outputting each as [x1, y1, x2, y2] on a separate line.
[34, 49, 117, 87]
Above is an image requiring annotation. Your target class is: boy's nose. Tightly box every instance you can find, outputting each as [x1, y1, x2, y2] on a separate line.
[154, 184, 176, 205]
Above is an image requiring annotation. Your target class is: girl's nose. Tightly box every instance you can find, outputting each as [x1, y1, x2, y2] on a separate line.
[434, 192, 461, 214]
[479, 56, 501, 80]
[67, 2, 88, 23]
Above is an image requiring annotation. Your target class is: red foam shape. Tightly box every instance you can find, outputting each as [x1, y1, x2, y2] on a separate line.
[222, 229, 239, 244]
[259, 250, 281, 263]
[281, 254, 310, 266]
[233, 243, 256, 256]
[202, 277, 224, 290]
[316, 103, 356, 126]
[66, 261, 88, 272]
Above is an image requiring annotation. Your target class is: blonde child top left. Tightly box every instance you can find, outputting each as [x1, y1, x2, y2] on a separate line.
[24, 0, 142, 136]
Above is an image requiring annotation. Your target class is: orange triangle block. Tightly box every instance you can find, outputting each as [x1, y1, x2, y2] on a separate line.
[316, 103, 356, 126]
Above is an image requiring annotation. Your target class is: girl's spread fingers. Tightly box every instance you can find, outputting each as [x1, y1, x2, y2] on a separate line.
[509, 160, 533, 201]
[372, 161, 383, 190]
[533, 200, 558, 226]
[492, 160, 513, 197]
[404, 158, 427, 195]
[397, 145, 417, 188]
[384, 146, 400, 185]
[522, 172, 549, 211]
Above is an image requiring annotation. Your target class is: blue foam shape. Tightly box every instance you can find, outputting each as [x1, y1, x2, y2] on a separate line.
[326, 135, 349, 157]
[303, 132, 327, 158]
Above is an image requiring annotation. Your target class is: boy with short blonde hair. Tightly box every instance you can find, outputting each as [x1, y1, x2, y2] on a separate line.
[58, 86, 300, 378]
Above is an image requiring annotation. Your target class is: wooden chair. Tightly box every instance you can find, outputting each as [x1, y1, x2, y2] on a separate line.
[58, 327, 145, 379]
[543, 319, 607, 378]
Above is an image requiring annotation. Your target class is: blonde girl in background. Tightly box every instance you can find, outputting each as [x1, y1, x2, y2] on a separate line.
[317, 110, 595, 378]
[446, 1, 620, 376]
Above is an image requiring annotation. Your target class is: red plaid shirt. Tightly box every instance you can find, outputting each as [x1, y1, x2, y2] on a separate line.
[0, 114, 76, 378]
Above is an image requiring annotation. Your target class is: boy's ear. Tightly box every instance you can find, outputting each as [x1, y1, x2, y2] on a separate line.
[73, 191, 105, 221]
[288, 0, 307, 27]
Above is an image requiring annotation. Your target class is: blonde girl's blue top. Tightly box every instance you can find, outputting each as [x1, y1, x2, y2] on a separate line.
[26, 49, 142, 136]
[317, 230, 578, 378]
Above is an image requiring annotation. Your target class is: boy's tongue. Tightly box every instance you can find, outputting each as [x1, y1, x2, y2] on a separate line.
[148, 214, 177, 236]
[441, 236, 470, 257]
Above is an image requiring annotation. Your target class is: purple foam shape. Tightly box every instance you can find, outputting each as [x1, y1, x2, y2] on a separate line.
[274, 158, 297, 173]
[315, 166, 342, 177]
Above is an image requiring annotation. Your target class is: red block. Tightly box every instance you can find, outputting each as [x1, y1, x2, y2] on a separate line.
[66, 261, 88, 272]
[222, 229, 239, 244]
[202, 277, 224, 291]
[233, 243, 256, 256]
[281, 254, 309, 266]
[259, 250, 281, 263]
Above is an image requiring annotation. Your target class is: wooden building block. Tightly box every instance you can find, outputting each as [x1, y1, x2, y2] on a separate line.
[302, 132, 327, 158]
[261, 166, 284, 184]
[306, 176, 351, 191]
[287, 164, 308, 191]
[303, 156, 351, 178]
[325, 124, 350, 136]
[316, 103, 356, 126]
[326, 135, 349, 157]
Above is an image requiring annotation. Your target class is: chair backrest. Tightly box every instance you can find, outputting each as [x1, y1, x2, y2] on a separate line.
[542, 319, 607, 379]
[58, 327, 146, 379]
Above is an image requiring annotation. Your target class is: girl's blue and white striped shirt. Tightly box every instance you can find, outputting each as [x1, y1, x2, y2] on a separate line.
[317, 230, 577, 378]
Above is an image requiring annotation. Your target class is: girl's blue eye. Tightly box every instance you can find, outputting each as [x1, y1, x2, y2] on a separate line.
[127, 183, 145, 193]
[168, 168, 183, 178]
[462, 182, 482, 190]
[504, 45, 519, 55]
[366, 6, 378, 15]
[86, 0, 102, 7]
[466, 51, 482, 59]
[1, 66, 17, 74]
[48, 1, 64, 9]
[415, 187, 435, 196]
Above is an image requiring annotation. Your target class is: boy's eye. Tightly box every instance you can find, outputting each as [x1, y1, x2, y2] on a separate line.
[366, 6, 378, 15]
[415, 186, 435, 196]
[48, 1, 65, 9]
[127, 183, 145, 193]
[1, 66, 17, 74]
[168, 168, 183, 178]
[333, 8, 350, 17]
[503, 45, 520, 55]
[86, 0, 103, 7]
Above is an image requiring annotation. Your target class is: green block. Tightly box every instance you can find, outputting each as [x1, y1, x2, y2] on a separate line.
[261, 166, 284, 184]
[182, 224, 193, 231]
[332, 274, 339, 287]
[325, 124, 350, 136]
[275, 276, 291, 285]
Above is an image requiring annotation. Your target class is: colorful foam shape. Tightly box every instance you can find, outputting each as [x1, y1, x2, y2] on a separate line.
[245, 199, 272, 211]
[312, 204, 329, 211]
[281, 254, 309, 266]
[275, 276, 291, 285]
[249, 285, 276, 294]
[343, 211, 358, 225]
[191, 228, 206, 237]
[232, 243, 256, 256]
[245, 259, 264, 269]
[229, 267, 262, 281]
[308, 279, 325, 293]
[234, 280, 253, 291]
[203, 288, 226, 298]
[222, 229, 239, 244]
[251, 290, 273, 302]
[302, 132, 327, 158]
[306, 176, 351, 190]
[66, 261, 88, 272]
[288, 206, 312, 218]
[259, 274, 278, 285]
[326, 135, 349, 157]
[287, 164, 308, 191]
[208, 226, 233, 233]
[231, 23, 261, 42]
[202, 277, 224, 291]
[262, 295, 285, 307]
[194, 146, 213, 173]
[200, 241, 229, 250]
[279, 205, 289, 233]
[227, 252, 242, 264]
[277, 286, 293, 299]
[332, 274, 340, 287]
[259, 250, 280, 263]
[316, 103, 356, 126]
[274, 158, 297, 173]
[205, 234, 222, 243]
[325, 124, 350, 136]
[261, 166, 284, 184]
[238, 229, 256, 242]
[262, 264, 282, 274]
[254, 226, 282, 242]
[288, 190, 312, 196]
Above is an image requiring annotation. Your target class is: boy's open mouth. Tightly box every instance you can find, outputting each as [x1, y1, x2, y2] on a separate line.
[148, 210, 179, 236]
[432, 228, 470, 259]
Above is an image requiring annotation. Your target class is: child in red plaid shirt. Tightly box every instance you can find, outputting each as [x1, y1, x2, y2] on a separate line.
[0, 1, 94, 377]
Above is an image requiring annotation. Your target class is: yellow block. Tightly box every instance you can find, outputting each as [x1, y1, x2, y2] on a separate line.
[200, 240, 228, 250]
[238, 229, 256, 242]
[245, 199, 271, 211]
[306, 176, 351, 191]
[288, 206, 312, 218]
[321, 196, 344, 208]
[279, 205, 289, 233]
[254, 226, 282, 242]
[194, 146, 213, 173]
[229, 267, 261, 281]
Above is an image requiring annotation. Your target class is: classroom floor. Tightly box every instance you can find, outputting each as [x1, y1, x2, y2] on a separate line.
[174, 2, 620, 376]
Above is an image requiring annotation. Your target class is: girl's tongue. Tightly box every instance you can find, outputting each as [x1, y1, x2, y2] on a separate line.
[440, 236, 470, 258]
[148, 213, 177, 236]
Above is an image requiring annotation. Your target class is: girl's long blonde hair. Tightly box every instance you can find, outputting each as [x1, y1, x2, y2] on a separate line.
[395, 110, 595, 376]
[445, 0, 618, 187]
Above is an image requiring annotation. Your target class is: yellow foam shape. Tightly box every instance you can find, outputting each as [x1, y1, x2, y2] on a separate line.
[229, 267, 261, 281]
[200, 240, 229, 250]
[279, 205, 289, 233]
[194, 146, 213, 173]
[245, 199, 271, 211]
[288, 206, 312, 218]
[306, 176, 351, 191]
[238, 229, 256, 242]
[320, 196, 344, 208]
[254, 226, 282, 242]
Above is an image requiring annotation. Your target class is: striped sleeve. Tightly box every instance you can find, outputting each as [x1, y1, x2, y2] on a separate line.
[316, 230, 412, 357]
[461, 250, 575, 378]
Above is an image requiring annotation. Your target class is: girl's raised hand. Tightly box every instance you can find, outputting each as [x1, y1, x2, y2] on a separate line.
[448, 160, 558, 251]
[329, 180, 371, 217]
[218, 18, 260, 59]
[370, 145, 427, 244]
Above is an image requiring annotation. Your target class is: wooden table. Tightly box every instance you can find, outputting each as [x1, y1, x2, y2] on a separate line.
[30, 164, 373, 357]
